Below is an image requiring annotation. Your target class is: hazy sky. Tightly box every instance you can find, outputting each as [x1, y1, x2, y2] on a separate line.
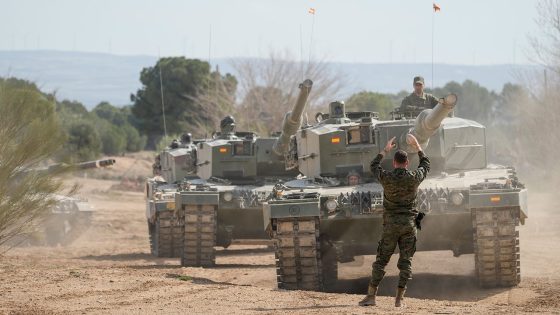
[0, 0, 539, 65]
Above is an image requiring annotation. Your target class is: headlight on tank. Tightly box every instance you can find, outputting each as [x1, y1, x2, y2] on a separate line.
[325, 199, 338, 211]
[223, 192, 233, 202]
[451, 192, 464, 206]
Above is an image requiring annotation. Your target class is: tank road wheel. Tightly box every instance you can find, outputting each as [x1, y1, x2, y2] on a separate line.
[273, 217, 326, 291]
[472, 207, 521, 287]
[181, 204, 217, 267]
[152, 210, 182, 258]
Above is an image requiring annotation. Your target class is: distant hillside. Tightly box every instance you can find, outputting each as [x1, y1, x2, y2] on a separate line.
[0, 50, 536, 109]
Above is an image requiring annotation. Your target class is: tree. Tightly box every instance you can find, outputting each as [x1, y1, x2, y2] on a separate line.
[431, 80, 497, 124]
[345, 91, 394, 119]
[0, 78, 66, 247]
[238, 86, 286, 134]
[191, 69, 238, 136]
[93, 102, 147, 153]
[57, 100, 89, 118]
[64, 122, 102, 161]
[233, 50, 347, 135]
[131, 57, 237, 147]
[93, 101, 128, 126]
[122, 124, 147, 152]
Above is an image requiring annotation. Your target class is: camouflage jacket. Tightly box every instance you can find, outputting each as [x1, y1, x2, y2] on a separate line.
[370, 151, 430, 223]
[400, 92, 439, 110]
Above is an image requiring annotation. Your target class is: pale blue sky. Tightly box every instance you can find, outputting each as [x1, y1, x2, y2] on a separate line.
[0, 0, 539, 65]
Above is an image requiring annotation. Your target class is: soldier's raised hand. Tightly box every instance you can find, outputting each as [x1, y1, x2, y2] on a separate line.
[384, 136, 397, 154]
[406, 134, 422, 151]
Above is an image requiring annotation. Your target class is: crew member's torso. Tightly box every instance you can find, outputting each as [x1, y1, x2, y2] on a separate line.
[380, 168, 420, 224]
[403, 92, 435, 109]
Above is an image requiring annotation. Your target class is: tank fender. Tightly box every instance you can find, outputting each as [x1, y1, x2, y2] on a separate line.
[263, 199, 320, 231]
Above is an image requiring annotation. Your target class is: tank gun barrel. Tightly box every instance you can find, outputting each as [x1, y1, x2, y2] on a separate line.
[47, 159, 116, 173]
[402, 94, 457, 152]
[272, 79, 313, 156]
[74, 159, 116, 170]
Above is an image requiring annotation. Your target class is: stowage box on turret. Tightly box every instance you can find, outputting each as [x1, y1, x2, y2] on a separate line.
[263, 92, 528, 291]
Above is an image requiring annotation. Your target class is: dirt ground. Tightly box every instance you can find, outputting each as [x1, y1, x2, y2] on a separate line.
[1, 176, 560, 314]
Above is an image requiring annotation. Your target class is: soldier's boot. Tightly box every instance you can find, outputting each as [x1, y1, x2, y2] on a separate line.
[358, 285, 378, 306]
[395, 287, 406, 307]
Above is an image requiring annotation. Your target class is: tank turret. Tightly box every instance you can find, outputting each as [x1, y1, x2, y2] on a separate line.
[272, 79, 313, 156]
[156, 136, 199, 183]
[196, 79, 313, 183]
[288, 93, 468, 180]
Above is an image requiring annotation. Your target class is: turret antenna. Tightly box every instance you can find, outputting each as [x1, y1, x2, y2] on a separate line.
[205, 25, 212, 139]
[158, 53, 169, 142]
[307, 8, 316, 75]
[300, 24, 304, 81]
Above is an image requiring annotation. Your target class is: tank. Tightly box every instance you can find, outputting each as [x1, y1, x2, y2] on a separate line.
[263, 94, 528, 291]
[175, 79, 313, 267]
[145, 133, 200, 257]
[27, 159, 116, 246]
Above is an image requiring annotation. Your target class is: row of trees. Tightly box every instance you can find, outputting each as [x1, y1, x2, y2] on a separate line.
[57, 100, 146, 161]
[128, 54, 527, 147]
[129, 52, 345, 144]
[0, 56, 533, 165]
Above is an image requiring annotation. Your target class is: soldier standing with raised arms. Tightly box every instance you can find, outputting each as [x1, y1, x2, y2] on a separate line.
[359, 134, 430, 307]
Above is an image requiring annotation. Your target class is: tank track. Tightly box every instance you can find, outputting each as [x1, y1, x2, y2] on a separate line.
[472, 207, 521, 287]
[61, 212, 92, 246]
[150, 210, 183, 258]
[273, 217, 330, 291]
[44, 212, 92, 246]
[181, 204, 217, 267]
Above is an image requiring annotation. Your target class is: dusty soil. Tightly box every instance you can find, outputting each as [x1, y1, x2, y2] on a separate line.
[1, 177, 559, 314]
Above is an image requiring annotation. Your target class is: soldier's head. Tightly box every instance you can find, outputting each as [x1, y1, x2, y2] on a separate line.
[181, 133, 192, 144]
[393, 150, 409, 169]
[220, 115, 236, 134]
[413, 76, 425, 95]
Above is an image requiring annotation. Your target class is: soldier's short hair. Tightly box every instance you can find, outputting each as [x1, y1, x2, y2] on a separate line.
[394, 150, 408, 164]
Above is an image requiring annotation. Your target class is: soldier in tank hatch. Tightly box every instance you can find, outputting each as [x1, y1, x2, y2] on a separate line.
[400, 76, 439, 110]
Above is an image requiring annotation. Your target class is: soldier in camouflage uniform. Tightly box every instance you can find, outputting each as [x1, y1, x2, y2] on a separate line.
[400, 76, 439, 111]
[359, 134, 430, 307]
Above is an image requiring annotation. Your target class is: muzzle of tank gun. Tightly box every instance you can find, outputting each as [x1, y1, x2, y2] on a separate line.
[400, 94, 457, 153]
[76, 159, 116, 170]
[272, 79, 313, 156]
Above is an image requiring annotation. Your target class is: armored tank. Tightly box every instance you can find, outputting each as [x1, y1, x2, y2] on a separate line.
[30, 159, 116, 246]
[176, 79, 313, 267]
[263, 94, 527, 291]
[146, 133, 200, 257]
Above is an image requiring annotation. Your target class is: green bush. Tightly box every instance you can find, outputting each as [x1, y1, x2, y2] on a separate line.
[65, 121, 102, 161]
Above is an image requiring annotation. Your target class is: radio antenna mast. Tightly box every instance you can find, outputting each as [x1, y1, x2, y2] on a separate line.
[206, 25, 212, 139]
[158, 53, 168, 142]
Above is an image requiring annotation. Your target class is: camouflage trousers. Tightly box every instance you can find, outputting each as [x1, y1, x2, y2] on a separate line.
[369, 221, 417, 288]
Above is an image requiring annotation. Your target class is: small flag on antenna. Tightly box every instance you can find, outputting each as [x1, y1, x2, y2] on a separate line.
[433, 3, 441, 12]
[308, 7, 316, 15]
